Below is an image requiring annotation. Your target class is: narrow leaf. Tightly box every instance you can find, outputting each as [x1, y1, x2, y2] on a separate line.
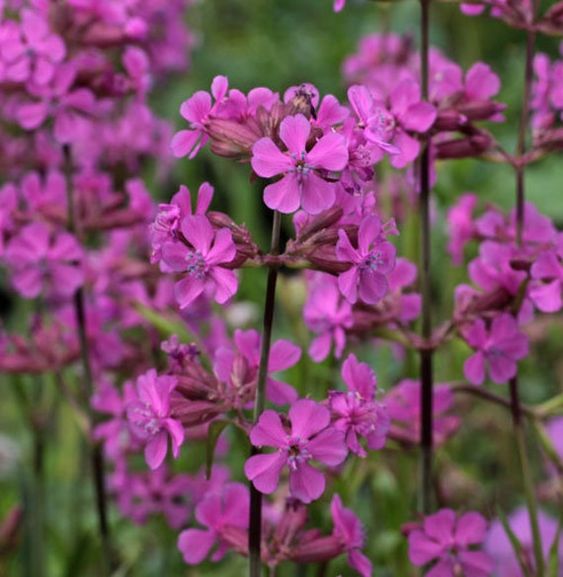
[497, 507, 534, 577]
[206, 420, 230, 480]
[134, 303, 193, 341]
[547, 517, 562, 577]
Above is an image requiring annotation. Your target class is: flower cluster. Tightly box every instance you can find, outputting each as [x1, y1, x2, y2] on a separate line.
[1, 1, 562, 576]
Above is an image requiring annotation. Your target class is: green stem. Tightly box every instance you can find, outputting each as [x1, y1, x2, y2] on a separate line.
[249, 210, 282, 577]
[509, 378, 544, 577]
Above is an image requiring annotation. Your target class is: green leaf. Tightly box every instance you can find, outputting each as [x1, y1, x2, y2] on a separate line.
[533, 421, 563, 475]
[206, 420, 230, 480]
[547, 517, 562, 577]
[133, 303, 193, 341]
[497, 507, 533, 577]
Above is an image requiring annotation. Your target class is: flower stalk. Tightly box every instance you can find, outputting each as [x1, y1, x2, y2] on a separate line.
[509, 6, 544, 575]
[249, 209, 282, 577]
[418, 0, 434, 515]
[64, 145, 113, 576]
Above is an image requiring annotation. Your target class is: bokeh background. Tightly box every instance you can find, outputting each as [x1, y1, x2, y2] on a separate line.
[1, 1, 562, 576]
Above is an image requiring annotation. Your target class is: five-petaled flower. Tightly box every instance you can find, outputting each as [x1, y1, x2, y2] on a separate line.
[251, 114, 349, 215]
[245, 399, 348, 503]
[329, 354, 389, 456]
[336, 214, 397, 304]
[127, 369, 185, 470]
[177, 482, 249, 564]
[408, 508, 493, 577]
[462, 313, 529, 385]
[331, 495, 373, 577]
[4, 221, 83, 300]
[161, 215, 238, 309]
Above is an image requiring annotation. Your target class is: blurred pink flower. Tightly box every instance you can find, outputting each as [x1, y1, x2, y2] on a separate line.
[127, 369, 185, 470]
[462, 313, 529, 385]
[408, 509, 492, 577]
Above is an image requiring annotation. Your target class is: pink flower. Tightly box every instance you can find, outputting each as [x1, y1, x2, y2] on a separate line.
[150, 182, 214, 264]
[447, 193, 478, 265]
[529, 247, 563, 313]
[160, 215, 238, 309]
[331, 495, 373, 577]
[408, 509, 493, 577]
[336, 215, 397, 304]
[232, 329, 301, 405]
[333, 0, 347, 12]
[92, 381, 138, 460]
[0, 9, 66, 86]
[177, 482, 249, 564]
[251, 114, 348, 214]
[127, 369, 185, 470]
[348, 82, 436, 168]
[245, 399, 348, 503]
[15, 63, 96, 144]
[485, 507, 562, 577]
[462, 314, 529, 385]
[171, 75, 228, 158]
[113, 465, 193, 529]
[385, 380, 460, 446]
[4, 222, 83, 299]
[329, 354, 389, 456]
[304, 274, 353, 362]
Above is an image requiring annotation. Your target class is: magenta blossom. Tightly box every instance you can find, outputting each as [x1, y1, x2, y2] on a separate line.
[331, 495, 373, 577]
[529, 246, 563, 313]
[336, 215, 397, 304]
[234, 329, 301, 405]
[485, 507, 563, 577]
[177, 482, 249, 564]
[127, 369, 185, 470]
[304, 274, 353, 362]
[160, 215, 238, 309]
[171, 75, 228, 158]
[329, 354, 389, 456]
[333, 0, 346, 11]
[112, 465, 193, 529]
[251, 114, 348, 214]
[462, 313, 529, 385]
[447, 193, 478, 265]
[0, 9, 66, 86]
[385, 380, 460, 446]
[348, 82, 436, 168]
[212, 329, 301, 406]
[4, 222, 83, 300]
[15, 63, 96, 144]
[408, 509, 493, 577]
[150, 181, 214, 264]
[245, 399, 348, 503]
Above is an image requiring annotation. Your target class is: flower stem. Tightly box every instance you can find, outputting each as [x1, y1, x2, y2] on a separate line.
[249, 210, 282, 577]
[509, 377, 544, 577]
[63, 145, 113, 575]
[508, 10, 544, 574]
[418, 0, 434, 515]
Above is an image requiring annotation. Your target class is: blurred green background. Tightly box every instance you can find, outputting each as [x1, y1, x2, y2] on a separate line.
[1, 1, 562, 576]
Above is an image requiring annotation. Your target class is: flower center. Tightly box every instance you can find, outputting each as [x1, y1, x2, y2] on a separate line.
[292, 151, 312, 176]
[486, 346, 507, 359]
[131, 405, 161, 436]
[286, 437, 311, 471]
[370, 108, 396, 141]
[361, 250, 384, 271]
[185, 251, 207, 278]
